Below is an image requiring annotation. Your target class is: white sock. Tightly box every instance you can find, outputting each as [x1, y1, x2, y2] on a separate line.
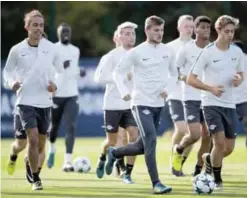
[49, 143, 56, 153]
[64, 153, 72, 164]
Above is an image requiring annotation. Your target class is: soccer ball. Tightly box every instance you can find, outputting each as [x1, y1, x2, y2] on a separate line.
[193, 173, 215, 194]
[72, 157, 91, 173]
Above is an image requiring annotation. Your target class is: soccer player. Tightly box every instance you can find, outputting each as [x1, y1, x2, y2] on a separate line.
[46, 23, 86, 172]
[106, 16, 175, 194]
[186, 15, 244, 189]
[233, 41, 247, 150]
[165, 15, 194, 176]
[3, 10, 61, 190]
[171, 16, 212, 176]
[94, 22, 139, 184]
[6, 32, 48, 183]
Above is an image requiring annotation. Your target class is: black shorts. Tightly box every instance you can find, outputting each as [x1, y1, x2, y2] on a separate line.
[14, 114, 27, 139]
[202, 106, 238, 139]
[168, 100, 185, 122]
[183, 100, 204, 124]
[17, 105, 51, 135]
[104, 109, 137, 133]
[236, 102, 247, 121]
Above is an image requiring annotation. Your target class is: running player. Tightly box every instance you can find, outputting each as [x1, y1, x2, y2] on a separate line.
[172, 16, 212, 176]
[106, 15, 175, 194]
[165, 15, 194, 176]
[94, 22, 139, 184]
[47, 23, 86, 172]
[3, 10, 61, 190]
[186, 15, 244, 189]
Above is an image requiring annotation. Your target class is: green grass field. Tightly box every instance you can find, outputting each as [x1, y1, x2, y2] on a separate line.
[1, 136, 247, 198]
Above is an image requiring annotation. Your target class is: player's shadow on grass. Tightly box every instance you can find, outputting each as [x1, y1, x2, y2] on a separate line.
[1, 177, 117, 182]
[2, 192, 149, 198]
[226, 180, 247, 185]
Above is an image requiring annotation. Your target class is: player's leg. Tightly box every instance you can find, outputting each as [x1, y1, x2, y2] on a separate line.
[18, 105, 42, 190]
[47, 97, 64, 168]
[25, 146, 46, 184]
[7, 114, 27, 175]
[132, 106, 172, 194]
[121, 110, 138, 184]
[62, 96, 79, 171]
[202, 106, 227, 190]
[169, 100, 192, 176]
[96, 110, 120, 178]
[172, 101, 202, 174]
[193, 122, 211, 176]
[7, 139, 27, 176]
[114, 127, 127, 177]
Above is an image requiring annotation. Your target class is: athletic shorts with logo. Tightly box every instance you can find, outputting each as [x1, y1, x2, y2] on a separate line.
[183, 100, 204, 124]
[104, 109, 137, 133]
[17, 105, 51, 135]
[168, 100, 185, 122]
[203, 106, 238, 139]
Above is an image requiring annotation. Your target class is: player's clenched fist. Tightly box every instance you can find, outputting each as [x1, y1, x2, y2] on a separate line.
[122, 94, 131, 101]
[210, 85, 225, 97]
[47, 81, 57, 93]
[160, 91, 167, 99]
[11, 81, 21, 91]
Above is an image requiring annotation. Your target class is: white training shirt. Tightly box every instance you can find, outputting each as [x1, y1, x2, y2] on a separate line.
[53, 42, 80, 97]
[191, 42, 245, 108]
[3, 38, 62, 108]
[114, 41, 177, 108]
[177, 40, 204, 101]
[166, 38, 193, 101]
[234, 54, 247, 104]
[94, 46, 132, 110]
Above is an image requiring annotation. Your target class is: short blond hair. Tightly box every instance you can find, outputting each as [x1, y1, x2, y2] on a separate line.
[24, 10, 44, 28]
[177, 15, 194, 28]
[117, 21, 138, 36]
[145, 15, 165, 29]
[215, 15, 239, 30]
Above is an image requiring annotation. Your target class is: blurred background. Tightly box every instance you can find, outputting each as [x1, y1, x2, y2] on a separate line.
[1, 1, 246, 138]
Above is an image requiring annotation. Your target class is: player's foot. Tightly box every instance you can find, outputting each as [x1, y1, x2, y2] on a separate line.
[47, 152, 55, 169]
[215, 181, 223, 190]
[123, 174, 134, 184]
[113, 161, 121, 177]
[202, 153, 212, 174]
[24, 157, 33, 183]
[171, 167, 185, 177]
[171, 145, 183, 173]
[96, 159, 105, 179]
[32, 180, 43, 190]
[153, 182, 172, 194]
[7, 160, 16, 175]
[62, 163, 74, 172]
[105, 147, 116, 175]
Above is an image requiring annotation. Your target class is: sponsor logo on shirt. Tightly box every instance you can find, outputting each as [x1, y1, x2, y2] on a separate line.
[231, 57, 237, 61]
[213, 60, 220, 63]
[142, 58, 150, 61]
